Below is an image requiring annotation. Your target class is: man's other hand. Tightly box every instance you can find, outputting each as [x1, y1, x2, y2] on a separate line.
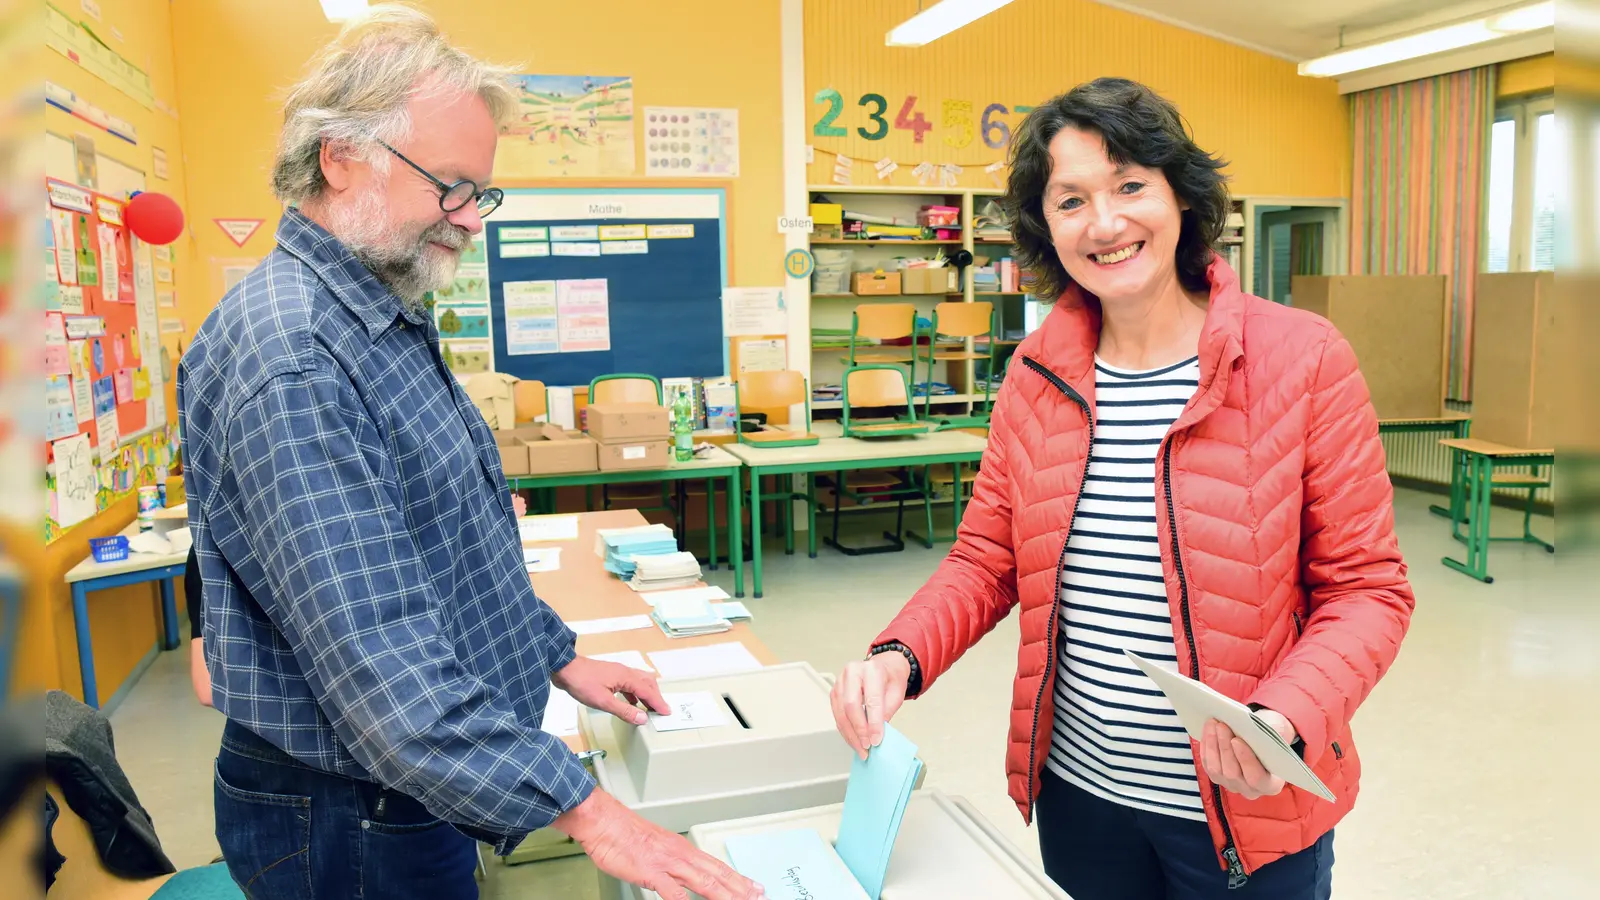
[552, 656, 669, 726]
[554, 789, 764, 900]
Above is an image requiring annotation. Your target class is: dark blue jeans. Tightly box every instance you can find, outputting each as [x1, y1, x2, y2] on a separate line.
[213, 719, 478, 899]
[1036, 768, 1334, 900]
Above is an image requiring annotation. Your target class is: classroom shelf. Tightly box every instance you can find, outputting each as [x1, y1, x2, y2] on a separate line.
[974, 291, 1029, 296]
[810, 292, 964, 299]
[974, 238, 1015, 244]
[809, 239, 963, 245]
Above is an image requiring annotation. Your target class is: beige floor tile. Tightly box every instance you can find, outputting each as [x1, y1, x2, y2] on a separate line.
[107, 488, 1594, 898]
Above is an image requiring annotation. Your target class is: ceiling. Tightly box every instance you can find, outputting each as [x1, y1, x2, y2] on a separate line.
[1090, 0, 1534, 61]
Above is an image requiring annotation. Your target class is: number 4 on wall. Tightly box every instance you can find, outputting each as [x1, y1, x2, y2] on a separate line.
[895, 96, 932, 143]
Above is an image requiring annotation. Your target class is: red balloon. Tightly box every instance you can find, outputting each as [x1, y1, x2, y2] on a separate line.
[124, 191, 185, 245]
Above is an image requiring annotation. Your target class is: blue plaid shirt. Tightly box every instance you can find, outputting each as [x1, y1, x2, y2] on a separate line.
[179, 210, 592, 852]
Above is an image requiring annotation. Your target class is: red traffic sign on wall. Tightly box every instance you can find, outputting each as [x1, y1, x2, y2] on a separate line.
[214, 218, 263, 247]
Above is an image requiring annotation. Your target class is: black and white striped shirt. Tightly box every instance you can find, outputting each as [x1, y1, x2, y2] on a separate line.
[1046, 355, 1205, 821]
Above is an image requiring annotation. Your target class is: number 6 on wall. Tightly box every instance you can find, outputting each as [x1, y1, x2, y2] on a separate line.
[982, 103, 1011, 149]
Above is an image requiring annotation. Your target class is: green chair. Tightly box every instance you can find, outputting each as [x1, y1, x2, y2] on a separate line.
[818, 365, 936, 554]
[843, 302, 921, 396]
[736, 369, 821, 557]
[921, 301, 997, 429]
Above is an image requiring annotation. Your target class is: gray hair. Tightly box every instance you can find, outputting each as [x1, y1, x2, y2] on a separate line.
[270, 3, 518, 206]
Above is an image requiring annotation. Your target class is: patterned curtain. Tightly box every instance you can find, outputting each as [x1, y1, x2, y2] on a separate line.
[1349, 66, 1496, 400]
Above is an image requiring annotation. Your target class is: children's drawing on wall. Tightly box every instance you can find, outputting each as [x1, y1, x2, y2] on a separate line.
[498, 74, 635, 178]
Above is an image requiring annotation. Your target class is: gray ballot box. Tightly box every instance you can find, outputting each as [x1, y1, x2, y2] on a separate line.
[614, 789, 1070, 900]
[576, 662, 855, 836]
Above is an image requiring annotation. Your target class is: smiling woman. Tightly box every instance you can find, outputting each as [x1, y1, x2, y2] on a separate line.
[833, 76, 1415, 900]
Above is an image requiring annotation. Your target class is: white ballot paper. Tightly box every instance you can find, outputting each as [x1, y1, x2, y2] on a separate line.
[648, 642, 763, 681]
[648, 692, 730, 732]
[567, 614, 654, 636]
[1124, 650, 1335, 802]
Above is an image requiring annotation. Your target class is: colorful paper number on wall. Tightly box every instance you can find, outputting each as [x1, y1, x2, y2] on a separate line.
[814, 90, 1034, 149]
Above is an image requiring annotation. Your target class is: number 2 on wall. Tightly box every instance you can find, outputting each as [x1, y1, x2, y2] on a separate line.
[813, 88, 847, 137]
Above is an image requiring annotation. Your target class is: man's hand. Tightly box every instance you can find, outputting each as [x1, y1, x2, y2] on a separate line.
[512, 493, 527, 517]
[553, 656, 669, 726]
[1200, 710, 1296, 800]
[554, 789, 764, 900]
[830, 652, 911, 760]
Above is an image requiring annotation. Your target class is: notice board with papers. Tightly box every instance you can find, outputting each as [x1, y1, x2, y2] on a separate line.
[485, 187, 728, 387]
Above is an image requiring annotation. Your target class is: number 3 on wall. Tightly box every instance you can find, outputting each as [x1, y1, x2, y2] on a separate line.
[813, 88, 847, 137]
[857, 93, 888, 140]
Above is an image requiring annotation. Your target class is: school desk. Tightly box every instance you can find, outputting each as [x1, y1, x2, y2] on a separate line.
[1437, 438, 1555, 583]
[63, 522, 187, 709]
[1378, 412, 1472, 522]
[724, 431, 990, 598]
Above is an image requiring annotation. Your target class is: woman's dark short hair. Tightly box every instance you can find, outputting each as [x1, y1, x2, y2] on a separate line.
[1002, 77, 1229, 300]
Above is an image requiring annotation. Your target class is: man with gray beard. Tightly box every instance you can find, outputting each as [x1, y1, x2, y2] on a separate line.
[177, 7, 761, 900]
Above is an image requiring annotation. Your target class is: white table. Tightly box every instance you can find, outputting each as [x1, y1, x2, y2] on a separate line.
[63, 521, 188, 708]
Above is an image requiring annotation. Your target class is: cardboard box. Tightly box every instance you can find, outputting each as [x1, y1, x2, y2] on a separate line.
[810, 202, 843, 225]
[598, 440, 670, 471]
[586, 403, 670, 444]
[900, 267, 956, 294]
[852, 271, 902, 296]
[495, 425, 597, 476]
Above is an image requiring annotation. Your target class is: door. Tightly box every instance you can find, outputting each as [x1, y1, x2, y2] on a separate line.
[1257, 206, 1342, 305]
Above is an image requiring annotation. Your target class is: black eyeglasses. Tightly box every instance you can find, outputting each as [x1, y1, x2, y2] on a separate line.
[375, 139, 503, 218]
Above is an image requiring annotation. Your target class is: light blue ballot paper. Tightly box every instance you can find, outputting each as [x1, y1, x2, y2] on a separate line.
[724, 828, 869, 900]
[834, 723, 923, 899]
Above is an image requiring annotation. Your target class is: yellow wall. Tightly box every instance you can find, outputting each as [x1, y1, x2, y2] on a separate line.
[1498, 53, 1555, 98]
[169, 0, 786, 311]
[804, 0, 1350, 197]
[31, 0, 198, 699]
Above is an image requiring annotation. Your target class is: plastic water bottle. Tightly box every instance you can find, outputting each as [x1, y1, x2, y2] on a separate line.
[672, 391, 694, 462]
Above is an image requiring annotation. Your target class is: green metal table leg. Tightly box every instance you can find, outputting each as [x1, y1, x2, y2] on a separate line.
[1444, 452, 1494, 582]
[749, 470, 764, 599]
[807, 473, 818, 559]
[953, 461, 965, 536]
[784, 475, 795, 556]
[728, 471, 743, 599]
[707, 478, 718, 571]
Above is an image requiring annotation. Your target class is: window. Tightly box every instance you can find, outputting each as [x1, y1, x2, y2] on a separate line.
[1485, 95, 1556, 272]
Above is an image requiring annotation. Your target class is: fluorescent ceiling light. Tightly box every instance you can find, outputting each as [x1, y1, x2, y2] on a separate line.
[320, 0, 369, 23]
[886, 0, 1016, 47]
[1299, 1, 1553, 77]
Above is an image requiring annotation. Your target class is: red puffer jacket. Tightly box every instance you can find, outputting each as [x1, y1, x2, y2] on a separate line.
[875, 258, 1414, 878]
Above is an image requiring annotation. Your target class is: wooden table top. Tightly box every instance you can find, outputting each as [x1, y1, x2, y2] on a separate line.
[65, 516, 189, 584]
[1378, 411, 1471, 425]
[722, 430, 989, 468]
[526, 509, 777, 752]
[1439, 437, 1555, 457]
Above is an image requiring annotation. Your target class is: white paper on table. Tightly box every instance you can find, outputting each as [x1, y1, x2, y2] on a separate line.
[523, 547, 561, 573]
[639, 585, 730, 607]
[567, 614, 654, 636]
[520, 514, 580, 542]
[589, 650, 654, 673]
[647, 642, 763, 681]
[655, 594, 716, 622]
[711, 601, 752, 621]
[546, 386, 576, 430]
[1124, 650, 1336, 802]
[649, 692, 730, 732]
[540, 688, 581, 737]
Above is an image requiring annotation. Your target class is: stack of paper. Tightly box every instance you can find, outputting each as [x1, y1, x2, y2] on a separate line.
[599, 525, 679, 578]
[637, 585, 729, 607]
[836, 724, 923, 898]
[651, 593, 732, 638]
[628, 551, 703, 592]
[720, 723, 923, 900]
